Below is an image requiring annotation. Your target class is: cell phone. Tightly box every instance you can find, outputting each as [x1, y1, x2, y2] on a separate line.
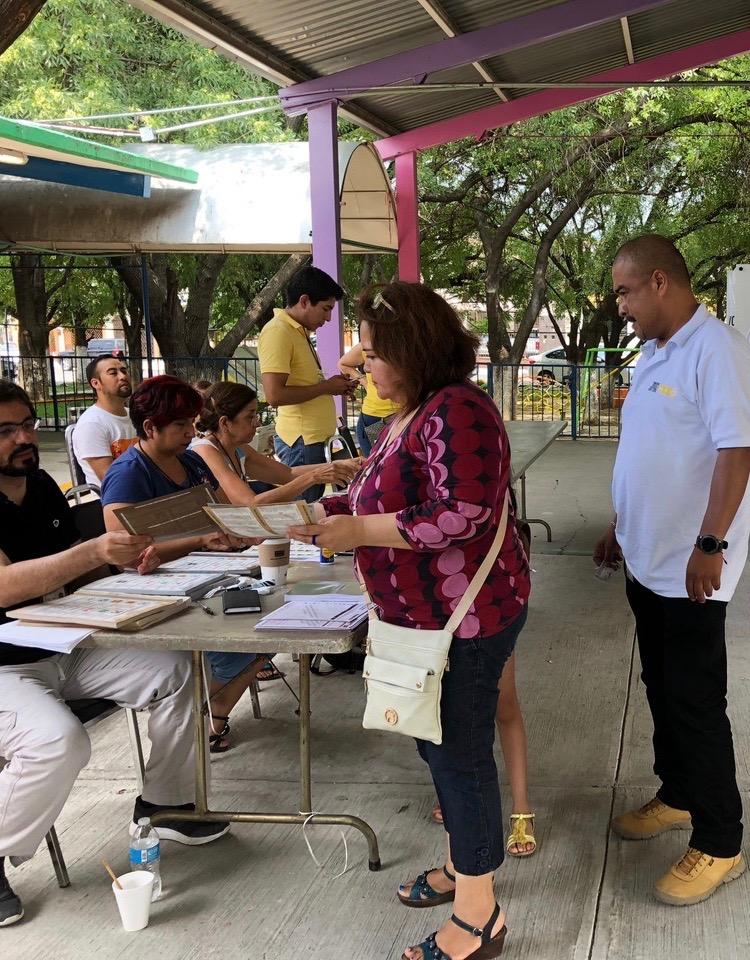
[222, 588, 262, 614]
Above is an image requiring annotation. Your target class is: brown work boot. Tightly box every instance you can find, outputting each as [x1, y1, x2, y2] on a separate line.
[655, 847, 746, 905]
[611, 797, 691, 840]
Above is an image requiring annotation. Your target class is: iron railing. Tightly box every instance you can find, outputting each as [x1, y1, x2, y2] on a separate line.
[1, 354, 631, 438]
[489, 362, 634, 439]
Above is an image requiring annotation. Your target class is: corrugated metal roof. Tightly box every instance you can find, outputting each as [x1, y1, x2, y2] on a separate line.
[129, 0, 750, 137]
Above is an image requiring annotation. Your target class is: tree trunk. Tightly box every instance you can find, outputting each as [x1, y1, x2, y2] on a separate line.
[0, 0, 47, 55]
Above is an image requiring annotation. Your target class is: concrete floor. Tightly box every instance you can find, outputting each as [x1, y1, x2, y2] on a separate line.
[5, 437, 750, 960]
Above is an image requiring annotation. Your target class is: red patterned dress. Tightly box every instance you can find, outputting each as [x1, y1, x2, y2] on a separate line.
[322, 381, 530, 639]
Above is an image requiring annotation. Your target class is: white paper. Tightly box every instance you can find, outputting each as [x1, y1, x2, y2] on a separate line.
[0, 621, 91, 654]
[241, 542, 322, 563]
[81, 571, 224, 597]
[255, 600, 367, 631]
[162, 554, 260, 574]
[285, 581, 364, 604]
[205, 502, 313, 539]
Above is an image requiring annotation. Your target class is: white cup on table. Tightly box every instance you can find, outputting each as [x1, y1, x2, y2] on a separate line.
[258, 538, 290, 585]
[112, 871, 154, 931]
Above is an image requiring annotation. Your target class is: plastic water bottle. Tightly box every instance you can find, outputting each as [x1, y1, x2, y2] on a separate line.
[129, 817, 162, 900]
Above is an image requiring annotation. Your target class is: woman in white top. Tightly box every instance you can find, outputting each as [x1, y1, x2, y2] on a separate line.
[191, 382, 360, 506]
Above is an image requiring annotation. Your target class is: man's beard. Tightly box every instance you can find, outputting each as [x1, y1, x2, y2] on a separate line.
[116, 384, 132, 398]
[0, 444, 40, 477]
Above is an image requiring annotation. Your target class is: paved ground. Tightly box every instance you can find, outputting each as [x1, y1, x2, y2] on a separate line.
[5, 437, 749, 960]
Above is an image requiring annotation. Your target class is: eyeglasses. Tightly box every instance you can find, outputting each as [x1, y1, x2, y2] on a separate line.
[371, 290, 395, 314]
[0, 417, 40, 440]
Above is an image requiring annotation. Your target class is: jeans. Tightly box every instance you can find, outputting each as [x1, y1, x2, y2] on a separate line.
[273, 435, 328, 503]
[626, 574, 743, 858]
[206, 651, 266, 683]
[416, 607, 528, 875]
[356, 414, 385, 457]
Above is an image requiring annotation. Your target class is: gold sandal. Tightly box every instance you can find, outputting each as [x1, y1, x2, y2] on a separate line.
[507, 813, 537, 858]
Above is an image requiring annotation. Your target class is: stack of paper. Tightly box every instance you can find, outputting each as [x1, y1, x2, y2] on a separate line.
[255, 600, 367, 631]
[161, 554, 260, 576]
[7, 594, 191, 631]
[241, 542, 323, 563]
[79, 571, 226, 600]
[0, 621, 92, 654]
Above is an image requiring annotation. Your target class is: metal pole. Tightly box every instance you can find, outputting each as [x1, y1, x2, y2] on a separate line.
[570, 365, 578, 440]
[193, 650, 209, 815]
[298, 653, 312, 815]
[48, 354, 60, 431]
[140, 255, 154, 378]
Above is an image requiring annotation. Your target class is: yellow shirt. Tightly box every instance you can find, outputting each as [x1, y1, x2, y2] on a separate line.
[257, 308, 337, 446]
[361, 372, 399, 419]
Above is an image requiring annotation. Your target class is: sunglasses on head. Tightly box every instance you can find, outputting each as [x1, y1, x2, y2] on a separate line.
[371, 290, 395, 314]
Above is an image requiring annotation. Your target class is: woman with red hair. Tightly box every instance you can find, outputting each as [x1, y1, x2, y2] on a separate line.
[101, 375, 269, 753]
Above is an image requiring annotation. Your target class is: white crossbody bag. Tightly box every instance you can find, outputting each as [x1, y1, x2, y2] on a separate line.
[353, 411, 510, 745]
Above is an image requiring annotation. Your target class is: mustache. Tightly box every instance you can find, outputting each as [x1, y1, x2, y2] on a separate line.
[11, 444, 37, 458]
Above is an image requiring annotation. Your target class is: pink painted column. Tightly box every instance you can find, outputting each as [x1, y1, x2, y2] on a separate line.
[395, 152, 420, 282]
[307, 100, 344, 379]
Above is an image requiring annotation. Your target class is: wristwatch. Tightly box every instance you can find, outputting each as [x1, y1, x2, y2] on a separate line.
[695, 534, 728, 555]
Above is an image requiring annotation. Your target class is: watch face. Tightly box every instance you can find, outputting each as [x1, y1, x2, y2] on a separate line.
[697, 535, 722, 554]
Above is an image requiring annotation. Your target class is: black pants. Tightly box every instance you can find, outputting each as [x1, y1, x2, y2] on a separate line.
[626, 575, 743, 857]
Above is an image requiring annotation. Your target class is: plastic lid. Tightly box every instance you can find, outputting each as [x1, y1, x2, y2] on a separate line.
[137, 817, 150, 826]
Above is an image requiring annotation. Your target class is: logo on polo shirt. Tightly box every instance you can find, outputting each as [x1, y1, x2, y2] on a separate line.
[648, 381, 676, 397]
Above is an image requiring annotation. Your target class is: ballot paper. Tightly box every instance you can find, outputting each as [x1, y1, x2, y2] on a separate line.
[241, 541, 322, 563]
[79, 571, 225, 600]
[254, 600, 368, 631]
[161, 554, 261, 576]
[204, 501, 315, 539]
[0, 621, 92, 654]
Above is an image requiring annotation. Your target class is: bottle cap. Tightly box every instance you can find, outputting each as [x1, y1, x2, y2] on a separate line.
[137, 817, 150, 826]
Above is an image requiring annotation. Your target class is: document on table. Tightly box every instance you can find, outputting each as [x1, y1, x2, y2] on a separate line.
[241, 542, 322, 563]
[0, 620, 92, 654]
[284, 581, 364, 603]
[255, 600, 368, 631]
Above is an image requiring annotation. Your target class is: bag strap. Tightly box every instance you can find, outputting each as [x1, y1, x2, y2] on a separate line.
[444, 491, 510, 634]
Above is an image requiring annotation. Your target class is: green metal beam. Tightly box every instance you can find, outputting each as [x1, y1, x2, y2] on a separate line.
[0, 116, 198, 183]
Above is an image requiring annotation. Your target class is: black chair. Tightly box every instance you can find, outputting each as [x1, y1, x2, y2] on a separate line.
[41, 496, 147, 888]
[63, 423, 100, 503]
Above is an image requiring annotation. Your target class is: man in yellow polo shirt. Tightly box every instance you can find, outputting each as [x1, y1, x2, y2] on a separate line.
[258, 266, 356, 502]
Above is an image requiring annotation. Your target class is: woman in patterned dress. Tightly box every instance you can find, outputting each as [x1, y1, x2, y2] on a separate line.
[289, 283, 531, 960]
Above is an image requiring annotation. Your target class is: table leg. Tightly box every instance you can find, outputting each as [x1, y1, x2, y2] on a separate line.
[519, 472, 552, 542]
[149, 649, 381, 873]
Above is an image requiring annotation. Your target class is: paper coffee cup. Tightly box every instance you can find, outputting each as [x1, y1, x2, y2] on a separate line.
[112, 872, 154, 932]
[259, 539, 290, 585]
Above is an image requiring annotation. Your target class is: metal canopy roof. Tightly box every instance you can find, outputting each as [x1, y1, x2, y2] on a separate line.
[0, 116, 198, 195]
[0, 142, 396, 254]
[128, 0, 750, 143]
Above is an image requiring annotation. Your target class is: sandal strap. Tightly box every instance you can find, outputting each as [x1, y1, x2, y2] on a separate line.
[509, 813, 534, 821]
[417, 931, 452, 960]
[443, 865, 456, 883]
[450, 903, 501, 944]
[209, 715, 230, 737]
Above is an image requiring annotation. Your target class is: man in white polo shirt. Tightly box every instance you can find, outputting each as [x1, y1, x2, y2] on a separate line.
[72, 354, 137, 488]
[595, 235, 750, 906]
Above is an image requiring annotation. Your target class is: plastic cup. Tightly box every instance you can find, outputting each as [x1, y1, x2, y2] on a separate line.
[112, 871, 154, 932]
[259, 539, 290, 585]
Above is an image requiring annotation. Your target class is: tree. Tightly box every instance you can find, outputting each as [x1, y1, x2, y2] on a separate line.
[0, 0, 326, 367]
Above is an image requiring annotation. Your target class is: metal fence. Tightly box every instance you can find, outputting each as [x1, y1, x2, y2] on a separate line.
[0, 354, 262, 429]
[1, 353, 631, 438]
[489, 362, 634, 439]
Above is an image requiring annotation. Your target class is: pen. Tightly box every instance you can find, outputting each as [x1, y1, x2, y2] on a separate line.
[196, 602, 215, 617]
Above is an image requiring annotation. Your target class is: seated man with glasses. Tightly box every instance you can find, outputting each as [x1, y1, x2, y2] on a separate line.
[0, 381, 229, 929]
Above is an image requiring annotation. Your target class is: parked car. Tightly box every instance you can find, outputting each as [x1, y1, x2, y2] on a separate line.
[521, 347, 636, 385]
